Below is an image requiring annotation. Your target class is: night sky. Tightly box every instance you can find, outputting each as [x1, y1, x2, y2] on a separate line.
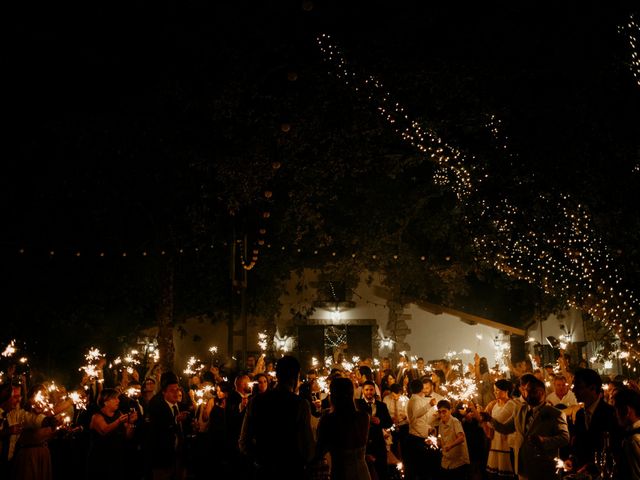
[3, 1, 639, 373]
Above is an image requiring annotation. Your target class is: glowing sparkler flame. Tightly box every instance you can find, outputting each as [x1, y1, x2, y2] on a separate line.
[555, 457, 567, 472]
[425, 435, 440, 450]
[85, 348, 103, 362]
[258, 332, 268, 352]
[2, 340, 17, 357]
[126, 387, 140, 398]
[68, 391, 87, 410]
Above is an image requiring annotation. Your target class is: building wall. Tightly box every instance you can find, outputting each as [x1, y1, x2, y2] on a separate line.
[171, 269, 584, 375]
[277, 269, 510, 366]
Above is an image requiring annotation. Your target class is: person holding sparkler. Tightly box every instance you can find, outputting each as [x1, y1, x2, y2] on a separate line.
[384, 384, 409, 463]
[9, 384, 69, 480]
[87, 388, 138, 480]
[481, 377, 569, 480]
[437, 399, 470, 479]
[405, 378, 442, 480]
[484, 379, 517, 479]
[147, 372, 189, 480]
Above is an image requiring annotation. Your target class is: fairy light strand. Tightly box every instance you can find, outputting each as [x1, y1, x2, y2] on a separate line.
[316, 33, 477, 202]
[316, 33, 640, 360]
[619, 13, 640, 88]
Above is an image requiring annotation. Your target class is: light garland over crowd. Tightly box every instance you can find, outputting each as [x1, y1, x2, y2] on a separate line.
[316, 33, 476, 202]
[315, 33, 640, 361]
[619, 13, 640, 88]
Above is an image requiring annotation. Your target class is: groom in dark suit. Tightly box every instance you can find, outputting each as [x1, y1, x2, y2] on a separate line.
[147, 372, 189, 480]
[357, 380, 393, 480]
[483, 376, 569, 480]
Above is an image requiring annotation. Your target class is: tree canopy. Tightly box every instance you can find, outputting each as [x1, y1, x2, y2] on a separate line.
[3, 0, 639, 373]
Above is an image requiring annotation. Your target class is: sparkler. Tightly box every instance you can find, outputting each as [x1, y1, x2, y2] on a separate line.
[79, 347, 104, 383]
[184, 356, 204, 376]
[147, 345, 160, 363]
[209, 345, 219, 366]
[258, 331, 268, 353]
[2, 339, 16, 357]
[425, 435, 440, 450]
[67, 391, 87, 410]
[554, 457, 570, 473]
[316, 376, 328, 394]
[85, 348, 103, 362]
[33, 389, 54, 415]
[126, 386, 141, 398]
[341, 360, 355, 372]
[58, 413, 72, 429]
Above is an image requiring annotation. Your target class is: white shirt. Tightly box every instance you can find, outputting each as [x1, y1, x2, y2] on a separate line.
[407, 394, 439, 438]
[547, 390, 577, 407]
[384, 394, 409, 426]
[440, 416, 470, 469]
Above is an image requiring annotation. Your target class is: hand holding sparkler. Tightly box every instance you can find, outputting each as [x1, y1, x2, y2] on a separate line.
[126, 409, 139, 425]
[254, 354, 266, 374]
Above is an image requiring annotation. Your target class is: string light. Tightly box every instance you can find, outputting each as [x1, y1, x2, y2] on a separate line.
[316, 33, 477, 202]
[316, 32, 640, 364]
[619, 13, 640, 88]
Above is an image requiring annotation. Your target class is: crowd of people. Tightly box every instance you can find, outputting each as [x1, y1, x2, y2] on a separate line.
[1, 348, 640, 480]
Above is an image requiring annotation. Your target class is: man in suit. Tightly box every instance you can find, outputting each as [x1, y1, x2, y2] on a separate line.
[357, 380, 393, 480]
[483, 376, 569, 480]
[225, 374, 251, 475]
[612, 387, 640, 479]
[571, 368, 622, 477]
[239, 355, 315, 480]
[147, 372, 189, 480]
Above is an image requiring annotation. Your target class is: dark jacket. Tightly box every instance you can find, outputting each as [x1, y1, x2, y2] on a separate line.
[147, 394, 183, 468]
[572, 397, 622, 471]
[239, 387, 314, 479]
[355, 398, 393, 457]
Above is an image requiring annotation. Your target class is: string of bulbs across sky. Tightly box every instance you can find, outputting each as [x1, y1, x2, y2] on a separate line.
[315, 22, 640, 367]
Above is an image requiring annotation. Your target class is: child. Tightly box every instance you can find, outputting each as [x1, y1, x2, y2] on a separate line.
[437, 399, 470, 480]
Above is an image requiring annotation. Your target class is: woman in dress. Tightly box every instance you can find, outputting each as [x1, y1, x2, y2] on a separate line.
[10, 384, 68, 480]
[484, 379, 517, 479]
[316, 377, 371, 480]
[87, 388, 137, 480]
